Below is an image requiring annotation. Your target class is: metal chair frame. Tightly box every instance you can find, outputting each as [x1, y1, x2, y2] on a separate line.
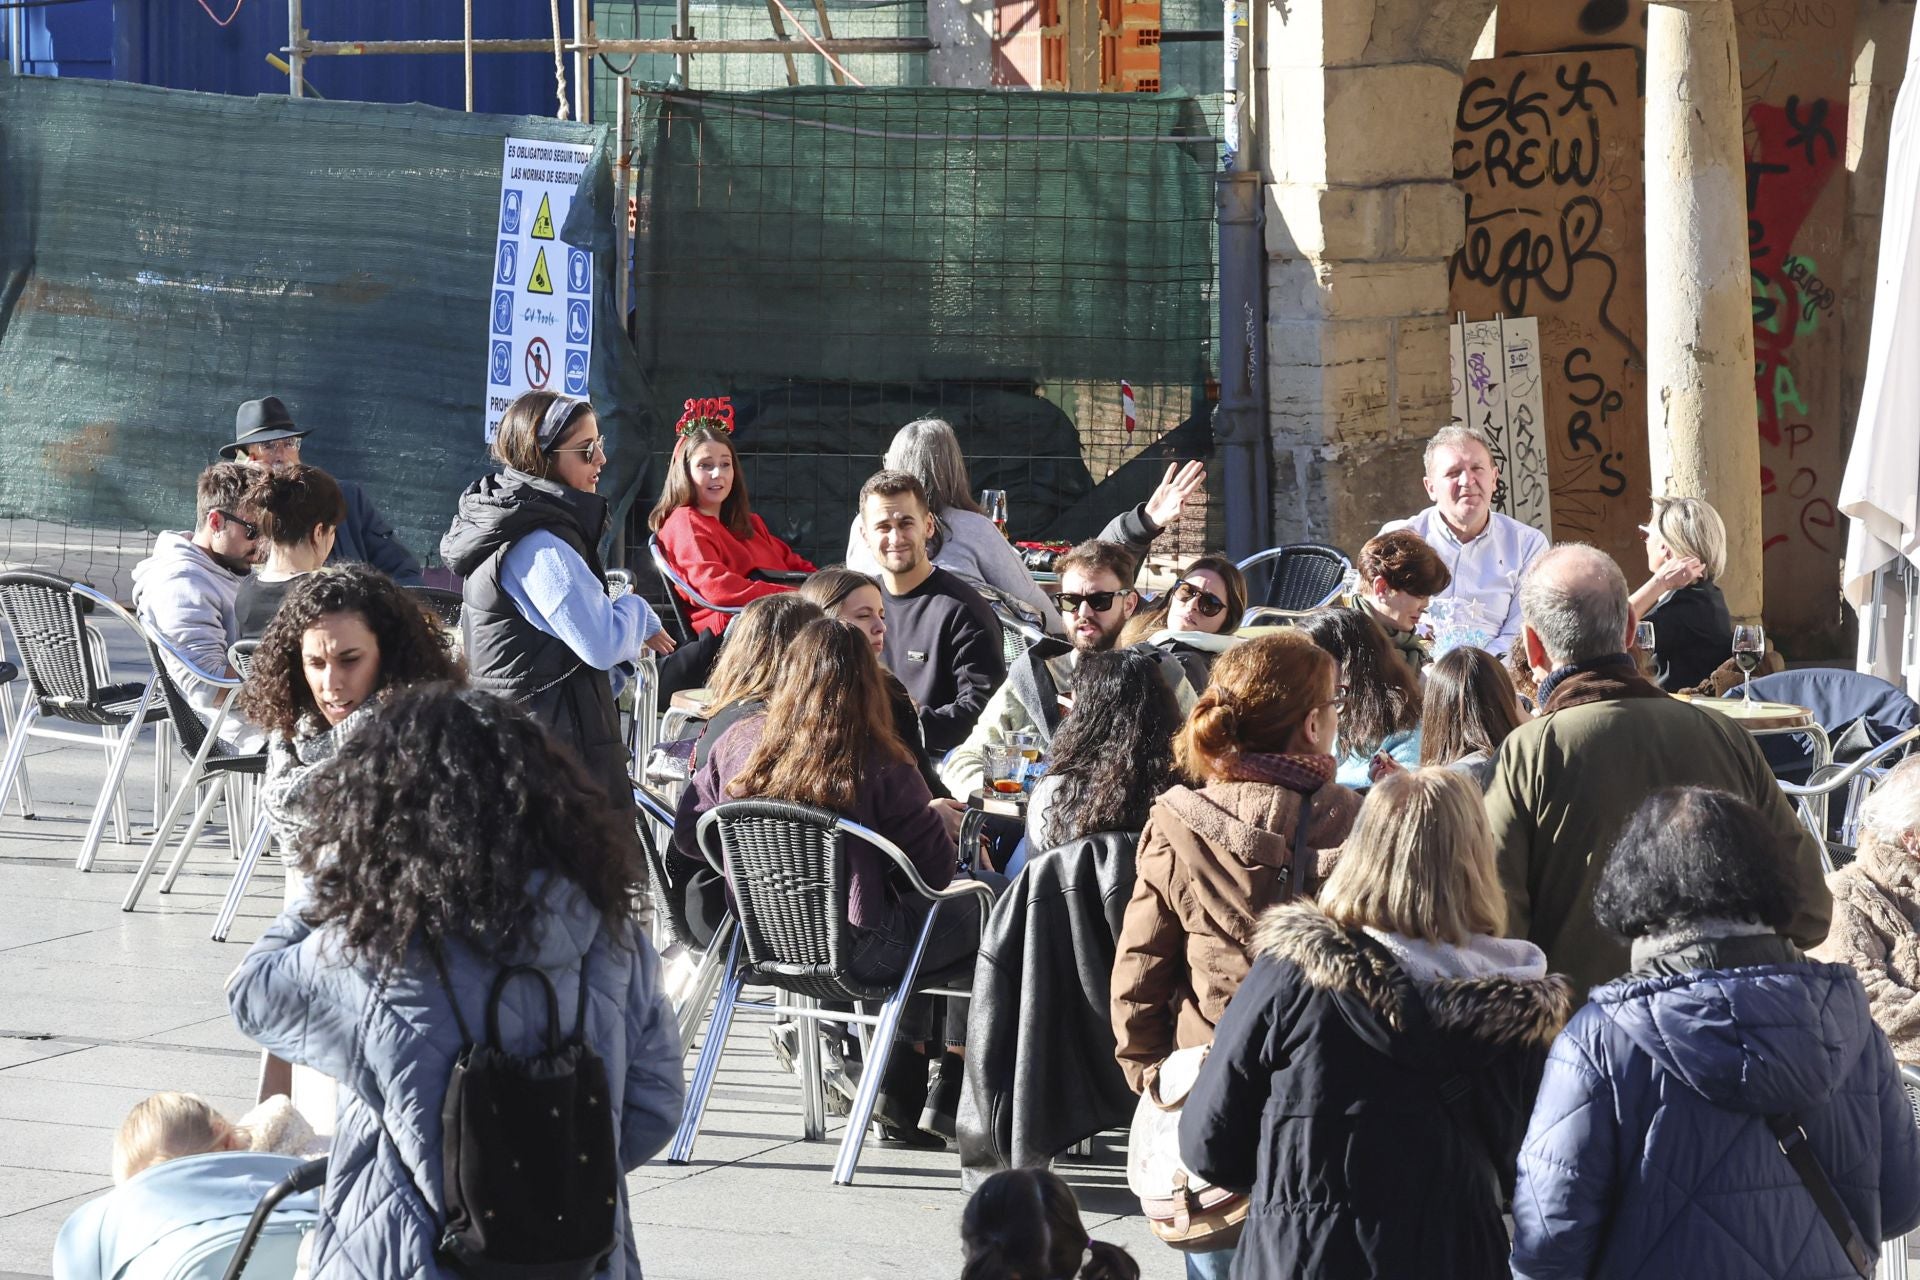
[1236, 544, 1353, 616]
[0, 572, 168, 871]
[669, 800, 994, 1185]
[0, 629, 36, 819]
[633, 786, 734, 1055]
[1781, 725, 1920, 873]
[648, 534, 740, 643]
[1884, 1064, 1920, 1280]
[71, 587, 267, 914]
[991, 603, 1047, 668]
[209, 639, 276, 942]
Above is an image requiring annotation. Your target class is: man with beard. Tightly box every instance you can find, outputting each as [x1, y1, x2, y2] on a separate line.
[941, 539, 1144, 798]
[131, 461, 266, 745]
[861, 469, 1007, 754]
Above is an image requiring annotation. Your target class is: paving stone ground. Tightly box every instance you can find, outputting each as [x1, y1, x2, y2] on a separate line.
[0, 627, 1174, 1278]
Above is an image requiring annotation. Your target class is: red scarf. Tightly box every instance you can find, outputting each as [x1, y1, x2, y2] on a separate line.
[1214, 751, 1336, 792]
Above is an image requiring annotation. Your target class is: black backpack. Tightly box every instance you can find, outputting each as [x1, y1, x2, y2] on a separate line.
[430, 945, 620, 1280]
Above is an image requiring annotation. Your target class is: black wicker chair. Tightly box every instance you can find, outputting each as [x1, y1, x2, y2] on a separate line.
[404, 584, 464, 631]
[990, 603, 1046, 668]
[1236, 544, 1353, 617]
[669, 799, 995, 1185]
[71, 587, 269, 914]
[0, 573, 167, 871]
[648, 534, 740, 644]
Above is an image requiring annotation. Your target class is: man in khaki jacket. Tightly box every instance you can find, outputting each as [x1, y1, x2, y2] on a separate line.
[1485, 544, 1830, 996]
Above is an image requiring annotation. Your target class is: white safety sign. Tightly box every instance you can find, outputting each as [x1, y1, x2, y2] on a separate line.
[486, 137, 594, 439]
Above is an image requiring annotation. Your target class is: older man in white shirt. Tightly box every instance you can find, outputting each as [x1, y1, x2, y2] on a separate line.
[1379, 423, 1547, 656]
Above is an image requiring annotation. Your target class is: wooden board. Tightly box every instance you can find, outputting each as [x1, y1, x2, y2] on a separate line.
[1449, 316, 1555, 535]
[1739, 0, 1857, 646]
[1447, 48, 1651, 573]
[1496, 0, 1647, 59]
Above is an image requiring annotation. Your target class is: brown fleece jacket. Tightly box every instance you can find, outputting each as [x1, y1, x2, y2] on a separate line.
[1813, 837, 1920, 1062]
[1110, 778, 1362, 1093]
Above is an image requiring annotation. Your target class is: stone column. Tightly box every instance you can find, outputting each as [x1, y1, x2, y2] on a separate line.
[1644, 0, 1765, 622]
[1258, 0, 1493, 552]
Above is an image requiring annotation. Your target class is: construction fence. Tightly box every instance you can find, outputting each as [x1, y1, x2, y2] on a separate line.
[0, 68, 1219, 591]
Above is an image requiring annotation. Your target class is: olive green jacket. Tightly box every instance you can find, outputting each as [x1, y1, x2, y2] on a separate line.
[1485, 693, 1832, 997]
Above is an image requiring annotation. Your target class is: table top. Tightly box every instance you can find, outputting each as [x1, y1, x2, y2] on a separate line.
[669, 687, 715, 715]
[968, 787, 1028, 818]
[1675, 693, 1817, 732]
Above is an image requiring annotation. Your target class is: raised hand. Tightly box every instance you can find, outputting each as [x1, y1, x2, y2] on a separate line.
[1144, 460, 1207, 530]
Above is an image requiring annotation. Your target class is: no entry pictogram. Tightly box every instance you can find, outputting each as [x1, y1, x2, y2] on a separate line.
[524, 337, 552, 389]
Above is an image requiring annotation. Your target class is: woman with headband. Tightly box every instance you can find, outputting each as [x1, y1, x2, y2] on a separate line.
[442, 389, 673, 819]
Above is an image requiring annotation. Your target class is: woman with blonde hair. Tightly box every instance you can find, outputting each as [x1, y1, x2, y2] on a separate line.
[1180, 769, 1572, 1280]
[1628, 495, 1733, 691]
[1109, 630, 1363, 1278]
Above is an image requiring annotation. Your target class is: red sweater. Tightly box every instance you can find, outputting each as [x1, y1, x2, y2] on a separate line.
[654, 506, 816, 634]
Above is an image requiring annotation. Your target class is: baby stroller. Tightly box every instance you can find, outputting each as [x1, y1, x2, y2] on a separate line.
[210, 1157, 326, 1280]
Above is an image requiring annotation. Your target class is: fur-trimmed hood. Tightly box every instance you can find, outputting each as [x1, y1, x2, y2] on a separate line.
[1254, 901, 1573, 1050]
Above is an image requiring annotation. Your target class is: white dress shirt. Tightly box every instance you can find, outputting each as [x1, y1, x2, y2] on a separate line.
[1378, 507, 1548, 657]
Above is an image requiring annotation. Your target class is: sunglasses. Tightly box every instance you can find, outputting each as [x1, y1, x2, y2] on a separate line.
[550, 436, 608, 462]
[1054, 589, 1132, 615]
[1172, 580, 1227, 617]
[214, 509, 260, 540]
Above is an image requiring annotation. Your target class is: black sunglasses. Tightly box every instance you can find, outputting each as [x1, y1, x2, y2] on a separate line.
[1173, 580, 1227, 617]
[1054, 589, 1131, 614]
[214, 509, 260, 540]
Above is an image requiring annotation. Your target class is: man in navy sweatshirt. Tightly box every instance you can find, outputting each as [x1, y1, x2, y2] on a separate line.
[859, 470, 1006, 753]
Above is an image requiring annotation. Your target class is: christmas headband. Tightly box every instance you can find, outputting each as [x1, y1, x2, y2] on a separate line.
[676, 397, 735, 437]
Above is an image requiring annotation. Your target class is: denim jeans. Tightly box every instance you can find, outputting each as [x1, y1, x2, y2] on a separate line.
[1183, 1243, 1236, 1280]
[846, 872, 1004, 1045]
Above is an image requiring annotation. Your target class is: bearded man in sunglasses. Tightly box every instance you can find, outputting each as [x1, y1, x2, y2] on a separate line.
[941, 539, 1143, 798]
[130, 461, 267, 745]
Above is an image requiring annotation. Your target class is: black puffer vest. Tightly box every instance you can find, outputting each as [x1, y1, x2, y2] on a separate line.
[440, 469, 634, 818]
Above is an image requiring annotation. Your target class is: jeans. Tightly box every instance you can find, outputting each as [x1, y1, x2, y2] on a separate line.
[847, 871, 1005, 1046]
[1183, 1244, 1236, 1280]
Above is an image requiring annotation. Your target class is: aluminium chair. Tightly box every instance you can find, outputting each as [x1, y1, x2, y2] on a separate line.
[208, 639, 277, 942]
[0, 572, 167, 871]
[634, 786, 735, 1055]
[669, 799, 995, 1185]
[1882, 1064, 1920, 1280]
[72, 587, 269, 914]
[648, 534, 740, 643]
[0, 629, 35, 819]
[1236, 544, 1353, 619]
[1779, 725, 1920, 875]
[990, 603, 1047, 668]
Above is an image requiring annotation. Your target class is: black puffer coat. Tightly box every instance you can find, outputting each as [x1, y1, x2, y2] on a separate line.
[1179, 902, 1572, 1280]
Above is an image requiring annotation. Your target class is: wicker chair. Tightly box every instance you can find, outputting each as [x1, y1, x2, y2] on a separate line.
[71, 587, 269, 914]
[1236, 544, 1353, 617]
[0, 572, 168, 871]
[669, 799, 995, 1185]
[648, 534, 741, 643]
[404, 584, 464, 630]
[634, 787, 734, 1055]
[207, 640, 276, 942]
[991, 603, 1046, 668]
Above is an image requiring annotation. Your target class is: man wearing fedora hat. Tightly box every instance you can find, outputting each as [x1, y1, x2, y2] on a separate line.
[223, 397, 422, 586]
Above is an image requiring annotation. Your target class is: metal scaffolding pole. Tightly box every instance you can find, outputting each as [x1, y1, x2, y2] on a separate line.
[287, 0, 304, 96]
[573, 0, 592, 123]
[287, 35, 932, 56]
[463, 0, 474, 110]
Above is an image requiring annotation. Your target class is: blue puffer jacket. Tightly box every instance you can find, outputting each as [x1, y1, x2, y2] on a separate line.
[1511, 957, 1920, 1279]
[228, 875, 683, 1280]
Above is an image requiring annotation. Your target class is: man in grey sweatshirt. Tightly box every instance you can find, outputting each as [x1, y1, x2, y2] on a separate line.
[129, 462, 265, 745]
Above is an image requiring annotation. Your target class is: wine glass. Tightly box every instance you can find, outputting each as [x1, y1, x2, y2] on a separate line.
[1732, 624, 1765, 704]
[1634, 621, 1655, 653]
[980, 489, 1009, 537]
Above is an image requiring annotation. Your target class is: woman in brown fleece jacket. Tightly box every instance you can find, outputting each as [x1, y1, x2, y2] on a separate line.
[1814, 755, 1920, 1061]
[1110, 631, 1363, 1095]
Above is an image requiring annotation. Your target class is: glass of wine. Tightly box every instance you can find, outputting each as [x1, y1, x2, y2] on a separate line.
[980, 489, 1009, 537]
[1732, 624, 1765, 704]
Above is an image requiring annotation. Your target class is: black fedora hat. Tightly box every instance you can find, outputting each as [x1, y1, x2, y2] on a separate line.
[221, 396, 309, 460]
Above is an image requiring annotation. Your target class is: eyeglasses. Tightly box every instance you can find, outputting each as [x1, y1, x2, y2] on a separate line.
[1172, 581, 1226, 617]
[1315, 684, 1349, 712]
[214, 509, 260, 540]
[1054, 589, 1132, 615]
[550, 436, 608, 462]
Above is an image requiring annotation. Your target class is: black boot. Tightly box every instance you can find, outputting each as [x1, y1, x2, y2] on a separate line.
[873, 1046, 942, 1148]
[919, 1050, 965, 1141]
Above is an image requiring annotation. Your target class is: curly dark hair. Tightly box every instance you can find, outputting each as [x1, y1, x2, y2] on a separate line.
[291, 684, 645, 965]
[1593, 787, 1800, 939]
[1041, 649, 1182, 848]
[237, 564, 461, 736]
[1299, 606, 1422, 760]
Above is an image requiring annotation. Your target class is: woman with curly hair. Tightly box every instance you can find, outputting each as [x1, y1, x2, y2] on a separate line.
[1300, 606, 1423, 789]
[229, 685, 682, 1280]
[1025, 648, 1182, 861]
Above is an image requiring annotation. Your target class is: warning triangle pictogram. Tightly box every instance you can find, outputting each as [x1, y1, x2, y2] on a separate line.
[527, 247, 554, 295]
[531, 192, 556, 240]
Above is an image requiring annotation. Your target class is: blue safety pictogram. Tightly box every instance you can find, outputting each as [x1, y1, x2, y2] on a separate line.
[492, 290, 514, 336]
[496, 241, 517, 286]
[490, 341, 513, 386]
[564, 349, 589, 395]
[568, 248, 589, 294]
[567, 300, 589, 344]
[501, 190, 522, 235]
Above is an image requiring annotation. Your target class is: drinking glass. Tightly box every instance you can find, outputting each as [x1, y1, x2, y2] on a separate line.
[1732, 624, 1765, 704]
[980, 489, 1009, 537]
[1634, 621, 1655, 653]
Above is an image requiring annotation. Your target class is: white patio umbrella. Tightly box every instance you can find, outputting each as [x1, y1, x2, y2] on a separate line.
[1840, 35, 1920, 692]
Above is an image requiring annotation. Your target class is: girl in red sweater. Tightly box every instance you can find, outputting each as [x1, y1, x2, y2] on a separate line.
[648, 402, 815, 636]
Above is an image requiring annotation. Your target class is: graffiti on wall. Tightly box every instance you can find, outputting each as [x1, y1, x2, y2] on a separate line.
[1447, 47, 1649, 571]
[1449, 316, 1555, 535]
[1738, 0, 1855, 639]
